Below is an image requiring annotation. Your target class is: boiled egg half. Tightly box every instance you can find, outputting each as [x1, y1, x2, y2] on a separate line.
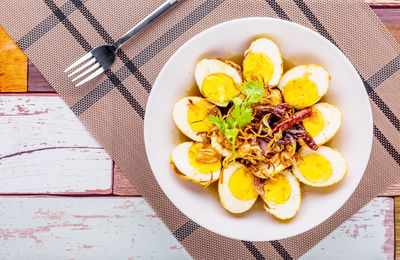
[195, 58, 242, 107]
[171, 142, 221, 185]
[219, 163, 258, 213]
[261, 170, 301, 220]
[278, 64, 330, 109]
[243, 38, 283, 87]
[173, 96, 220, 142]
[292, 146, 347, 187]
[302, 102, 342, 145]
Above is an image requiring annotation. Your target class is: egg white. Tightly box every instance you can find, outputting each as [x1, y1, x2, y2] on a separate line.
[171, 142, 221, 185]
[195, 59, 242, 107]
[210, 135, 232, 157]
[218, 163, 258, 214]
[244, 38, 283, 86]
[173, 96, 213, 142]
[256, 162, 287, 178]
[262, 170, 301, 220]
[306, 102, 342, 145]
[292, 146, 347, 187]
[278, 64, 330, 107]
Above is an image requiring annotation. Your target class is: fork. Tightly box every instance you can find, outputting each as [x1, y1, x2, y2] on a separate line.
[64, 0, 180, 87]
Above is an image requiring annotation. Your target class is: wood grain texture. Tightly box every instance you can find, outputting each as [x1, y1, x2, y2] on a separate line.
[113, 165, 139, 196]
[0, 197, 391, 259]
[0, 197, 190, 259]
[368, 0, 400, 6]
[302, 197, 394, 259]
[0, 95, 112, 194]
[27, 61, 54, 93]
[0, 26, 27, 92]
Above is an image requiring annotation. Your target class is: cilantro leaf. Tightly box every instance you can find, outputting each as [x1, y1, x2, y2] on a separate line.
[226, 117, 236, 129]
[209, 115, 238, 159]
[225, 128, 239, 157]
[232, 106, 253, 127]
[231, 97, 243, 107]
[225, 128, 238, 144]
[209, 115, 226, 134]
[241, 81, 264, 106]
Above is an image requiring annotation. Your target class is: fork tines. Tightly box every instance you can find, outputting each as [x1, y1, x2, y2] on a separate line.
[64, 52, 105, 87]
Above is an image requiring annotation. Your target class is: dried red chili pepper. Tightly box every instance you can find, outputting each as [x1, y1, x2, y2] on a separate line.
[272, 107, 313, 133]
[297, 124, 318, 150]
[276, 103, 293, 111]
[254, 105, 286, 118]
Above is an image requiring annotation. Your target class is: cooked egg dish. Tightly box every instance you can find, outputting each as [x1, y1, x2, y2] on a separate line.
[219, 163, 258, 213]
[302, 102, 342, 145]
[171, 142, 221, 185]
[262, 170, 301, 220]
[243, 38, 283, 87]
[278, 64, 330, 109]
[173, 97, 221, 142]
[293, 146, 347, 187]
[195, 58, 243, 107]
[171, 37, 346, 220]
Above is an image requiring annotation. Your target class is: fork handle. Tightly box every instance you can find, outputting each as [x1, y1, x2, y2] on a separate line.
[113, 0, 180, 51]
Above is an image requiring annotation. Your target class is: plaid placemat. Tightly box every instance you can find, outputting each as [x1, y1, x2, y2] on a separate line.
[1, 0, 400, 259]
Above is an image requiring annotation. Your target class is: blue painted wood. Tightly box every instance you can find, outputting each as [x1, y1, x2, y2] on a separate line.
[301, 197, 394, 259]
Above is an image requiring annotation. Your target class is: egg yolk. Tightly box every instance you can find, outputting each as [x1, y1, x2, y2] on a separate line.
[283, 76, 319, 109]
[188, 143, 221, 174]
[188, 100, 216, 132]
[228, 167, 258, 200]
[298, 154, 333, 184]
[302, 107, 325, 137]
[263, 174, 292, 205]
[243, 53, 275, 84]
[202, 73, 239, 104]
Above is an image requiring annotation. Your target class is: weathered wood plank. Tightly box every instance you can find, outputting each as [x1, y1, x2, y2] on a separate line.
[368, 0, 400, 6]
[0, 26, 27, 92]
[27, 61, 54, 93]
[0, 197, 190, 259]
[0, 95, 112, 194]
[113, 165, 139, 196]
[0, 197, 390, 259]
[302, 197, 394, 259]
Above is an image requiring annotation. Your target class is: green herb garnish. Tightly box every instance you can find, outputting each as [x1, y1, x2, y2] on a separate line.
[209, 81, 264, 157]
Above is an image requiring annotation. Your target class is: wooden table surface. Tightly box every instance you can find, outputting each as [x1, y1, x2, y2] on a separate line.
[0, 2, 399, 259]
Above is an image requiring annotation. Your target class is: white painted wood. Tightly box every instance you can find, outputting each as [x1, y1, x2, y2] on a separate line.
[302, 197, 394, 260]
[0, 197, 190, 259]
[0, 95, 112, 194]
[367, 0, 400, 5]
[0, 197, 392, 259]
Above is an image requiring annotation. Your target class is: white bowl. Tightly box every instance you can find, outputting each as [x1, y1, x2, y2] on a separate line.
[144, 17, 373, 241]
